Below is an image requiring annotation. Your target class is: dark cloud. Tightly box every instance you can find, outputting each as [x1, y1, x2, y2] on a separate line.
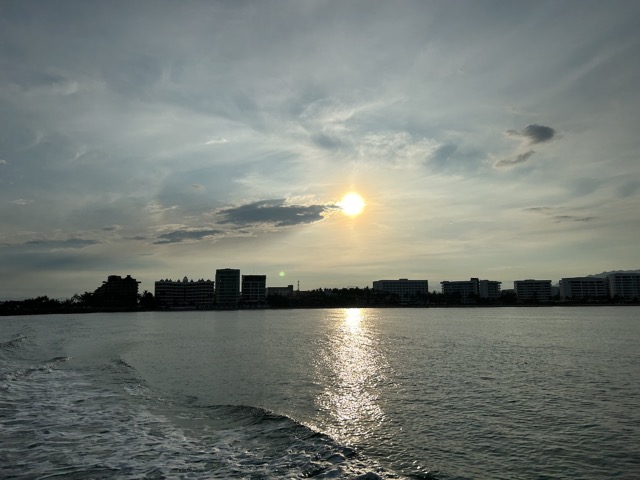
[552, 215, 595, 223]
[524, 207, 595, 224]
[218, 199, 332, 227]
[153, 229, 223, 245]
[22, 239, 100, 249]
[523, 206, 553, 213]
[506, 124, 556, 144]
[493, 150, 535, 168]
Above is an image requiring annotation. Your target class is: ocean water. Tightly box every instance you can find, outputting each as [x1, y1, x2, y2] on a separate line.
[1, 307, 639, 479]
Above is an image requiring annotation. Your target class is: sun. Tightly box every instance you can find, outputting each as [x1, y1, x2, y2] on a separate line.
[339, 192, 366, 217]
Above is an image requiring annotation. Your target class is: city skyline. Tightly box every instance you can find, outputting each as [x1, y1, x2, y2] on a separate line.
[2, 1, 640, 299]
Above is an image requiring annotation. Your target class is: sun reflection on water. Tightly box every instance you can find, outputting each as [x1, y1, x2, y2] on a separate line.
[316, 308, 388, 445]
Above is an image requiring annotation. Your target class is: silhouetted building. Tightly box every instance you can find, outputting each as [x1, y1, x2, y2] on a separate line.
[155, 276, 214, 308]
[94, 275, 140, 309]
[479, 279, 502, 299]
[215, 268, 240, 307]
[266, 285, 295, 297]
[560, 277, 608, 301]
[373, 279, 428, 304]
[440, 278, 501, 303]
[242, 275, 267, 306]
[608, 273, 640, 301]
[514, 279, 552, 303]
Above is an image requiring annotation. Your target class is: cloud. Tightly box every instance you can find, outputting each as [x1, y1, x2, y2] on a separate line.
[428, 143, 484, 173]
[523, 206, 554, 213]
[153, 229, 223, 245]
[493, 150, 535, 168]
[552, 215, 595, 223]
[523, 207, 596, 224]
[21, 239, 100, 249]
[618, 180, 639, 198]
[8, 198, 34, 206]
[0, 159, 7, 165]
[506, 124, 556, 144]
[204, 137, 230, 145]
[217, 199, 333, 227]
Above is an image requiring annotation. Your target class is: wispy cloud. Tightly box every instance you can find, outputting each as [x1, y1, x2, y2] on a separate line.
[21, 238, 100, 249]
[494, 150, 536, 168]
[552, 215, 595, 223]
[523, 206, 596, 224]
[217, 199, 334, 227]
[153, 229, 223, 245]
[9, 199, 34, 206]
[204, 137, 230, 145]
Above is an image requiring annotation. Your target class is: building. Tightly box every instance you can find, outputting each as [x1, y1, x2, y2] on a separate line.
[478, 279, 502, 299]
[372, 279, 428, 304]
[559, 277, 609, 301]
[215, 268, 240, 307]
[440, 278, 501, 303]
[242, 275, 267, 306]
[608, 273, 640, 301]
[94, 274, 140, 309]
[266, 285, 295, 297]
[155, 276, 214, 309]
[514, 279, 552, 303]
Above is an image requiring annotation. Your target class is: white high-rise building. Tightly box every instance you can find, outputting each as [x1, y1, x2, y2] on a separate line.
[608, 273, 640, 300]
[559, 277, 608, 300]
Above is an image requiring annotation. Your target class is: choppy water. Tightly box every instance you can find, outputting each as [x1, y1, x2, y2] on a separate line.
[1, 307, 639, 479]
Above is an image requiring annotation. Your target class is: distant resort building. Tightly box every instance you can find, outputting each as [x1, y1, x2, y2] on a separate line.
[559, 277, 609, 301]
[372, 279, 428, 304]
[514, 279, 552, 303]
[241, 275, 267, 307]
[215, 268, 241, 308]
[608, 273, 640, 301]
[154, 277, 214, 309]
[266, 285, 295, 298]
[440, 278, 501, 303]
[94, 275, 140, 309]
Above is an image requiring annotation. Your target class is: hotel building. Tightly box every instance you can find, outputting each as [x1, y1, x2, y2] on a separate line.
[154, 276, 214, 309]
[608, 273, 640, 300]
[215, 268, 241, 307]
[372, 279, 429, 303]
[514, 279, 552, 303]
[440, 278, 501, 303]
[559, 277, 609, 301]
[241, 275, 267, 306]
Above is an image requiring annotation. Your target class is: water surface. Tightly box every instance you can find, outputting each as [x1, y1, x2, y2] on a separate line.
[2, 307, 639, 479]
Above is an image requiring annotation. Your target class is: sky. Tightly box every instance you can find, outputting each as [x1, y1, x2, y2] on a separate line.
[1, 0, 639, 299]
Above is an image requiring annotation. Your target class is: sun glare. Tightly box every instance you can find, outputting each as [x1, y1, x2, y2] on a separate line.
[339, 192, 366, 217]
